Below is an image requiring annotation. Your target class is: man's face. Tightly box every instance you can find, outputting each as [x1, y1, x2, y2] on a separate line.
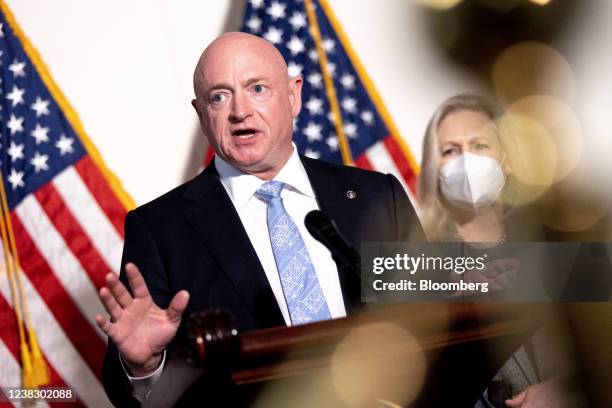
[193, 40, 302, 178]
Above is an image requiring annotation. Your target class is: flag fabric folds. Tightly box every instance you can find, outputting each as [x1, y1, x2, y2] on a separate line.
[231, 0, 419, 197]
[0, 2, 133, 406]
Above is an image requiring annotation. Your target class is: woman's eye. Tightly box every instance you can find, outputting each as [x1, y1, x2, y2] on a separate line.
[442, 148, 456, 157]
[475, 143, 489, 150]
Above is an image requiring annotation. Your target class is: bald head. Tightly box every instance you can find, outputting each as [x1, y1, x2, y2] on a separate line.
[193, 32, 288, 99]
[190, 32, 303, 179]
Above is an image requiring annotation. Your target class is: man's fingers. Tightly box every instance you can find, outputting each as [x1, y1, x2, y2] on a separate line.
[505, 389, 527, 407]
[125, 262, 151, 299]
[95, 314, 116, 339]
[166, 290, 190, 322]
[99, 287, 122, 321]
[106, 272, 133, 307]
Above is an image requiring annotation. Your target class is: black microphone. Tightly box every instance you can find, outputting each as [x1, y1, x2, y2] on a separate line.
[305, 210, 361, 274]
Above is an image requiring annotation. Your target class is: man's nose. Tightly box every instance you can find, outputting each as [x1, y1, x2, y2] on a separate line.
[229, 92, 253, 122]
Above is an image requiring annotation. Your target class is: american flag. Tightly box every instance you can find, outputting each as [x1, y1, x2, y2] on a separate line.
[219, 0, 419, 198]
[0, 3, 131, 406]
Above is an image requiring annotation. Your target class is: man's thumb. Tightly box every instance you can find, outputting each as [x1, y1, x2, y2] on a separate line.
[505, 389, 527, 407]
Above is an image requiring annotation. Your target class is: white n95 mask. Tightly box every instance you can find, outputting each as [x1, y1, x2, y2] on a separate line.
[439, 152, 505, 212]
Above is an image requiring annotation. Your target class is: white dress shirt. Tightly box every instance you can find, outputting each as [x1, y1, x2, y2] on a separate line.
[126, 145, 346, 401]
[216, 146, 347, 324]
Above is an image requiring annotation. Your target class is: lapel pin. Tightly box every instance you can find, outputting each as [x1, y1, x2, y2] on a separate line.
[346, 190, 356, 199]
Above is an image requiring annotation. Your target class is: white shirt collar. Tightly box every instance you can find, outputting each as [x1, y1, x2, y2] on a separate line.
[215, 144, 315, 208]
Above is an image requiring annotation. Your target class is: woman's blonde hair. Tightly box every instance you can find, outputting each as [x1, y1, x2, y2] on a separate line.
[418, 94, 503, 240]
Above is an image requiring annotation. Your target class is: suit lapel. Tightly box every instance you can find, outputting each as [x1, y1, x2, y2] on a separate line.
[181, 164, 284, 329]
[301, 156, 363, 315]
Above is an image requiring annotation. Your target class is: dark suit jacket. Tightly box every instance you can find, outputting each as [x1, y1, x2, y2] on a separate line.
[102, 155, 423, 407]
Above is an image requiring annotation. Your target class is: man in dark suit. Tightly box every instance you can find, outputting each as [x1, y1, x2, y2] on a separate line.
[97, 32, 422, 406]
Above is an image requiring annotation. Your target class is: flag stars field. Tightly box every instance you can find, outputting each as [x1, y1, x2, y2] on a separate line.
[237, 0, 418, 206]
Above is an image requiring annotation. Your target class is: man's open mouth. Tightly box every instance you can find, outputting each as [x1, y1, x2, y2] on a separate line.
[232, 128, 258, 139]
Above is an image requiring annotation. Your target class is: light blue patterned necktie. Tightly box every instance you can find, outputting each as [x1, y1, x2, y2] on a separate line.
[255, 180, 331, 325]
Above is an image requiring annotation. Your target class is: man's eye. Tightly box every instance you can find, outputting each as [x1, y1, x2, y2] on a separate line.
[211, 94, 225, 104]
[253, 84, 264, 93]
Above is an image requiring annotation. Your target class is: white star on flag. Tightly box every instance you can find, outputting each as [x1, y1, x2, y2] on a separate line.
[361, 110, 374, 125]
[289, 12, 307, 30]
[246, 16, 262, 33]
[8, 141, 25, 162]
[31, 123, 50, 144]
[7, 168, 25, 190]
[267, 1, 286, 20]
[326, 135, 339, 151]
[305, 97, 324, 115]
[341, 97, 357, 113]
[250, 0, 264, 9]
[326, 62, 336, 77]
[307, 72, 323, 88]
[263, 26, 283, 44]
[344, 122, 358, 138]
[286, 36, 305, 55]
[327, 110, 336, 124]
[55, 134, 75, 155]
[340, 74, 356, 89]
[6, 85, 25, 107]
[323, 38, 336, 53]
[303, 121, 323, 142]
[287, 61, 303, 78]
[304, 148, 320, 159]
[0, 22, 4, 38]
[31, 152, 50, 173]
[7, 114, 24, 135]
[8, 59, 26, 77]
[308, 49, 318, 62]
[31, 96, 50, 117]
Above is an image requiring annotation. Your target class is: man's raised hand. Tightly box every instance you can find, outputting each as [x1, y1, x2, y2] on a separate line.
[96, 263, 190, 376]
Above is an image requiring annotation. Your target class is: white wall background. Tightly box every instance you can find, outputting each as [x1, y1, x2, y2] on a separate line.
[5, 0, 611, 205]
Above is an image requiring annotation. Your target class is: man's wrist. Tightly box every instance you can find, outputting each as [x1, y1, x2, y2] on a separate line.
[123, 353, 164, 378]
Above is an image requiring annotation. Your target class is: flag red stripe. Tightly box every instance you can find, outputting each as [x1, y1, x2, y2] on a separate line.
[0, 296, 85, 407]
[354, 153, 374, 170]
[204, 147, 215, 167]
[34, 183, 111, 289]
[10, 215, 106, 380]
[74, 156, 127, 238]
[382, 136, 418, 193]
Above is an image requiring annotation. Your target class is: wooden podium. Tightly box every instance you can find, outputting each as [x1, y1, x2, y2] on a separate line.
[146, 302, 536, 407]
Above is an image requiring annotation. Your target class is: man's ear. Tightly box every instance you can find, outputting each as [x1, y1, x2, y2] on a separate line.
[191, 99, 207, 127]
[288, 76, 303, 117]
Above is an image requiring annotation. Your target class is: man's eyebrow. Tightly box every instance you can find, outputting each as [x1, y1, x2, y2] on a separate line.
[204, 77, 269, 94]
[243, 77, 269, 86]
[205, 83, 234, 93]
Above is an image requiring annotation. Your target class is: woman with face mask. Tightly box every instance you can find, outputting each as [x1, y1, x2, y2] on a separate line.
[418, 94, 581, 407]
[419, 94, 511, 243]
